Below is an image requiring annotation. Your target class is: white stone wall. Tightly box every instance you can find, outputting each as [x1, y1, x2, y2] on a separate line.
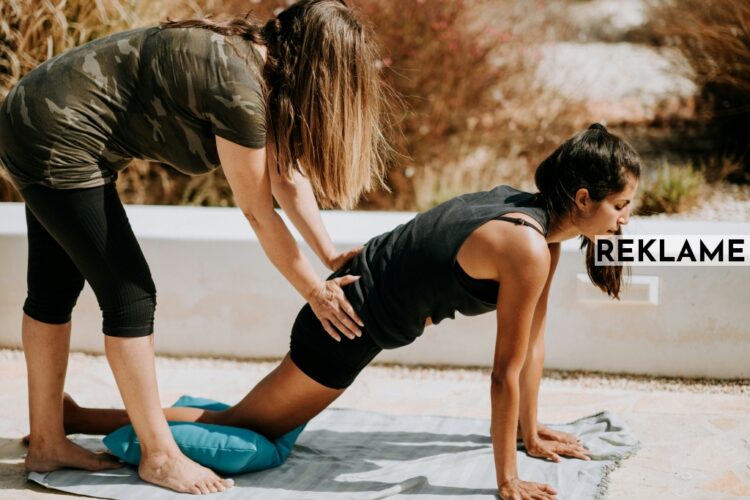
[1, 203, 748, 378]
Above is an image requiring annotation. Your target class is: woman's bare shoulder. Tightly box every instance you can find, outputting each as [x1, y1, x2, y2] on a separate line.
[459, 218, 550, 283]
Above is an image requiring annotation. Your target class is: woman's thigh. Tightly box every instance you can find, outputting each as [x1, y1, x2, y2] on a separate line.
[213, 354, 344, 438]
[213, 305, 383, 437]
[21, 183, 156, 337]
[289, 304, 382, 390]
[23, 204, 86, 324]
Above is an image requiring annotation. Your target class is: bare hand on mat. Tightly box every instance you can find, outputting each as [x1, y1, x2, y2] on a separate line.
[536, 424, 581, 446]
[523, 435, 591, 462]
[499, 477, 558, 500]
[308, 276, 364, 341]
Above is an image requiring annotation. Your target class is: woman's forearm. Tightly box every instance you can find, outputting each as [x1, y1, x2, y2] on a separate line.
[518, 340, 544, 442]
[518, 273, 553, 442]
[490, 374, 522, 486]
[247, 208, 364, 340]
[271, 168, 337, 269]
[217, 137, 360, 338]
[247, 210, 322, 300]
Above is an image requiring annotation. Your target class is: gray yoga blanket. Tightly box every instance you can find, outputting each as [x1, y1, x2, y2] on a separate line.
[28, 408, 638, 499]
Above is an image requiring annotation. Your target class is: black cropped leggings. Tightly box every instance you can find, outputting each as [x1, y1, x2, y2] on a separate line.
[21, 183, 156, 337]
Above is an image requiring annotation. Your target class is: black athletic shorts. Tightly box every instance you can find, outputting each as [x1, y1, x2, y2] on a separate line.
[21, 183, 156, 337]
[289, 303, 382, 389]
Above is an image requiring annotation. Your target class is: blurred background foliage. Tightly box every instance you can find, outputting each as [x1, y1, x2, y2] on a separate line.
[1, 0, 748, 214]
[637, 0, 749, 180]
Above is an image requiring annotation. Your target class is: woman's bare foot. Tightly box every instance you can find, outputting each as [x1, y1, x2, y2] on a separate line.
[25, 436, 122, 472]
[22, 393, 81, 445]
[139, 452, 234, 494]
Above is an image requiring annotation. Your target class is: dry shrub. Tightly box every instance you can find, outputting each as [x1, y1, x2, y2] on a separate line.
[0, 0, 140, 97]
[114, 160, 186, 205]
[0, 0, 142, 201]
[356, 0, 586, 209]
[645, 0, 750, 181]
[700, 154, 744, 184]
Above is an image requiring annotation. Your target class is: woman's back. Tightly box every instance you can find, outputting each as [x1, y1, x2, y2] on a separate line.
[340, 185, 549, 349]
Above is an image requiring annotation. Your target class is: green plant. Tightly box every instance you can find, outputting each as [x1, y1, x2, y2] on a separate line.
[636, 161, 706, 215]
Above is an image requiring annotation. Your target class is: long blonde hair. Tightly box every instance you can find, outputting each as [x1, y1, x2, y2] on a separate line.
[163, 0, 392, 209]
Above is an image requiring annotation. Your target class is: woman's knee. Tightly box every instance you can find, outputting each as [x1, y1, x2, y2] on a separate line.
[100, 283, 157, 338]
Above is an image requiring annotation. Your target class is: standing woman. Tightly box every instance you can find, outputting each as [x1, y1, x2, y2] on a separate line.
[0, 0, 390, 494]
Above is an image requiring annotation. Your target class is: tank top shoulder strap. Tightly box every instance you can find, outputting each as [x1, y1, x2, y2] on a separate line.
[493, 215, 546, 237]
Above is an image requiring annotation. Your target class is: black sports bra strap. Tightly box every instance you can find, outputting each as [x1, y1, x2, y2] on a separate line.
[494, 215, 546, 237]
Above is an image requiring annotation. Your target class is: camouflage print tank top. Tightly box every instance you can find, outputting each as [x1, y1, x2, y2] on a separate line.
[0, 26, 266, 189]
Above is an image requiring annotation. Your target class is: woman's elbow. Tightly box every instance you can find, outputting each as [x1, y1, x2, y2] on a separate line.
[242, 207, 276, 230]
[270, 171, 298, 196]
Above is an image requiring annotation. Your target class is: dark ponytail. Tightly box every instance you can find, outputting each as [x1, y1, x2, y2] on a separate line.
[535, 123, 641, 299]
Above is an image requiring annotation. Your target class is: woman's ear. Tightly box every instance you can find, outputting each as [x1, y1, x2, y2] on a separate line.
[574, 187, 590, 211]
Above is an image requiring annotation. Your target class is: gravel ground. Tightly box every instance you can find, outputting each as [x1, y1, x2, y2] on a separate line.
[4, 349, 745, 396]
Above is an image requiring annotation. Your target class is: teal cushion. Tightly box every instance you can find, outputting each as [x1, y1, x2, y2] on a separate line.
[103, 395, 305, 475]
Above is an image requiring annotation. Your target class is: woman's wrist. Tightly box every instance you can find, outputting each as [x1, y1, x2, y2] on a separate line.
[521, 426, 538, 444]
[322, 243, 342, 270]
[498, 475, 520, 490]
[302, 280, 324, 302]
[518, 417, 538, 441]
[522, 434, 540, 450]
[321, 252, 336, 271]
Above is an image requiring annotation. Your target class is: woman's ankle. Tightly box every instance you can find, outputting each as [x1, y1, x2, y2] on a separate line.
[139, 440, 184, 461]
[27, 429, 69, 448]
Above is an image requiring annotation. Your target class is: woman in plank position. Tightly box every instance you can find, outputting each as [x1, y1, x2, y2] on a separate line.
[1, 0, 390, 494]
[55, 124, 640, 499]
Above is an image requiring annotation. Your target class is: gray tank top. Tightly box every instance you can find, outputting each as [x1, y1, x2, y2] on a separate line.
[335, 185, 549, 349]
